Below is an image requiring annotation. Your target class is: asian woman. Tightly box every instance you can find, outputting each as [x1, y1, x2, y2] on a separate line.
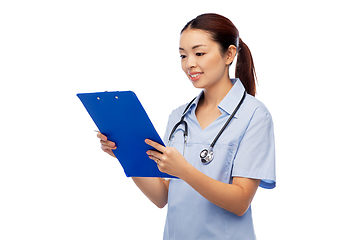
[97, 13, 276, 240]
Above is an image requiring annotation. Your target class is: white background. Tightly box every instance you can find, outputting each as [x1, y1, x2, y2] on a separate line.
[1, 0, 359, 239]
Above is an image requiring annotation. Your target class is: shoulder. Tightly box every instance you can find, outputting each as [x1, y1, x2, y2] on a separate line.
[235, 94, 273, 131]
[243, 94, 272, 119]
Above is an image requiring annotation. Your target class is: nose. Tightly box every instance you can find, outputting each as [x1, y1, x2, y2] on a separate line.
[186, 55, 197, 69]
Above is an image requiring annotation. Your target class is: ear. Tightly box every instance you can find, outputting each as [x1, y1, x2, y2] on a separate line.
[225, 45, 237, 65]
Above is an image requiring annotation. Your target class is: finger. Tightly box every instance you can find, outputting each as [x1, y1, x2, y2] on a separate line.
[156, 161, 165, 172]
[103, 148, 114, 154]
[100, 139, 116, 147]
[100, 140, 117, 149]
[145, 139, 166, 153]
[148, 154, 159, 162]
[101, 144, 117, 151]
[147, 150, 161, 160]
[147, 154, 161, 166]
[97, 132, 107, 141]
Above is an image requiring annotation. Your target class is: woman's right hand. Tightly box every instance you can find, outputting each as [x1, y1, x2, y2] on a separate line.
[97, 132, 117, 158]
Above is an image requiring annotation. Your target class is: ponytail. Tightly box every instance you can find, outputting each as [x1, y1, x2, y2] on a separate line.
[235, 38, 257, 96]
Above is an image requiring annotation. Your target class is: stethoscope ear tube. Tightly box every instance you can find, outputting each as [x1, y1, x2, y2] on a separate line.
[168, 97, 196, 143]
[168, 119, 187, 142]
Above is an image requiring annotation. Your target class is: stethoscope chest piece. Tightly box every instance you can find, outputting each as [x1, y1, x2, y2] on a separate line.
[200, 148, 214, 165]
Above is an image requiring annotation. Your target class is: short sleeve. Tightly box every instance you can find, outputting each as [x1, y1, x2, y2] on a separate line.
[232, 106, 276, 189]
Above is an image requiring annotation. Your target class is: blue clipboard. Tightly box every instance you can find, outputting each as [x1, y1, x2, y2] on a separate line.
[77, 91, 176, 178]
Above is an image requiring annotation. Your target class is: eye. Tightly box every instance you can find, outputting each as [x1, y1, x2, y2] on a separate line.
[180, 55, 187, 59]
[196, 52, 205, 57]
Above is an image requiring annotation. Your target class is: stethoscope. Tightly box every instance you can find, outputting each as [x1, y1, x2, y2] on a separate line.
[168, 90, 246, 165]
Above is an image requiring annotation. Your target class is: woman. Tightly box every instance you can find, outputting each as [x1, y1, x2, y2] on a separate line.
[98, 13, 275, 240]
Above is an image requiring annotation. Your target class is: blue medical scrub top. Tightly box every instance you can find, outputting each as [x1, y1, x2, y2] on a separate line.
[162, 78, 276, 240]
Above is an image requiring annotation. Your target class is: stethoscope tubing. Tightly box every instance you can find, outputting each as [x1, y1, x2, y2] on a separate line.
[168, 90, 246, 164]
[208, 90, 246, 149]
[168, 97, 196, 143]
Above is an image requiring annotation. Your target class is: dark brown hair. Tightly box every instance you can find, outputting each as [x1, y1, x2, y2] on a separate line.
[181, 13, 257, 96]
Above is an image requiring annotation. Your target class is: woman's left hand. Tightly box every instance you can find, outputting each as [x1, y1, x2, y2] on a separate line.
[145, 139, 192, 178]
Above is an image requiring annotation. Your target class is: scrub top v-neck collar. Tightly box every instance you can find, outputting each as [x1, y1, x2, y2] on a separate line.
[181, 78, 246, 120]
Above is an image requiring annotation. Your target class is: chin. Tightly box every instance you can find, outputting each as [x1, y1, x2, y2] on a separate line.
[190, 80, 206, 89]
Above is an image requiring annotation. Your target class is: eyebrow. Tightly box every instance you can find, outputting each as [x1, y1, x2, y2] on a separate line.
[179, 44, 207, 51]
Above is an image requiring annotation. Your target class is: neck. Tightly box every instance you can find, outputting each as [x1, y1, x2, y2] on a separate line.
[201, 76, 233, 108]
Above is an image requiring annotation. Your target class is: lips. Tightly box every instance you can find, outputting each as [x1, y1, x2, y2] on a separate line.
[188, 72, 203, 81]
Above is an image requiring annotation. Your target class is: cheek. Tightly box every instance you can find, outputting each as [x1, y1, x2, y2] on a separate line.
[203, 55, 225, 75]
[181, 60, 188, 74]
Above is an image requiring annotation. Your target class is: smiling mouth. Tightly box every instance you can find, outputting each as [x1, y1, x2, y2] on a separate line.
[190, 73, 202, 78]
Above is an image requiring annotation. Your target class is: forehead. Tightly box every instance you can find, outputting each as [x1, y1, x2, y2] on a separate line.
[179, 29, 215, 50]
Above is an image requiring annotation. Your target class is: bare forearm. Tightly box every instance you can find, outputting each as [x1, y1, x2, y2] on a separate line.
[144, 139, 260, 215]
[132, 177, 169, 208]
[180, 164, 259, 216]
